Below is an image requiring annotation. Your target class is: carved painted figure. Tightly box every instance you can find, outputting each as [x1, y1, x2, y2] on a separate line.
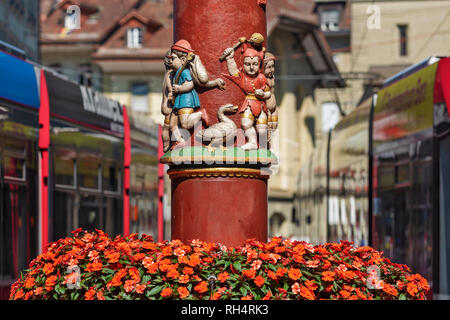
[222, 46, 271, 150]
[165, 40, 225, 150]
[263, 52, 277, 148]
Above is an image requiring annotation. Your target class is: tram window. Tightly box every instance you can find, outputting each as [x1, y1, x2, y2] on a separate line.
[379, 166, 395, 189]
[3, 155, 25, 180]
[78, 158, 100, 190]
[54, 156, 75, 187]
[396, 164, 409, 184]
[103, 164, 120, 193]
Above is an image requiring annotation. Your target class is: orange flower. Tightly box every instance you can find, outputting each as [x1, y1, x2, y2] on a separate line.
[105, 251, 120, 264]
[42, 263, 54, 275]
[305, 279, 318, 291]
[211, 292, 221, 300]
[339, 290, 351, 299]
[14, 289, 24, 299]
[382, 283, 398, 296]
[167, 268, 180, 279]
[33, 287, 43, 295]
[45, 275, 57, 288]
[407, 283, 418, 296]
[300, 286, 316, 300]
[86, 261, 103, 272]
[262, 291, 272, 300]
[288, 268, 302, 280]
[276, 267, 287, 277]
[142, 241, 157, 250]
[97, 290, 106, 300]
[194, 281, 208, 294]
[161, 287, 173, 298]
[188, 254, 201, 267]
[322, 271, 335, 281]
[241, 295, 252, 300]
[242, 269, 256, 279]
[135, 284, 146, 294]
[85, 287, 96, 300]
[177, 286, 190, 299]
[110, 275, 123, 287]
[254, 275, 265, 287]
[124, 280, 137, 293]
[291, 282, 301, 295]
[162, 246, 173, 257]
[24, 277, 35, 289]
[217, 272, 229, 283]
[178, 274, 190, 284]
[183, 267, 194, 275]
[267, 270, 277, 280]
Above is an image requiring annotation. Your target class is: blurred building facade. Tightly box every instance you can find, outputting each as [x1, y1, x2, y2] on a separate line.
[0, 0, 40, 61]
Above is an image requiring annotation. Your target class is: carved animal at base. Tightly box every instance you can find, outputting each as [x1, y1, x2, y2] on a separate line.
[196, 104, 238, 152]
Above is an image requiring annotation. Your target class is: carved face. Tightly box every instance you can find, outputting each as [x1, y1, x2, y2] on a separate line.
[264, 59, 275, 78]
[243, 56, 260, 76]
[171, 51, 185, 70]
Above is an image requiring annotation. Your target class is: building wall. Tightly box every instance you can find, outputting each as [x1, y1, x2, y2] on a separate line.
[352, 0, 450, 101]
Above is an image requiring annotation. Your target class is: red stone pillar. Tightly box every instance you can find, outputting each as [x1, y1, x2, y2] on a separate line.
[162, 0, 275, 247]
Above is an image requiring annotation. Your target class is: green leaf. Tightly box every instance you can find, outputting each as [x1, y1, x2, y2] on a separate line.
[239, 286, 248, 296]
[55, 284, 66, 295]
[233, 261, 242, 271]
[399, 293, 407, 300]
[70, 291, 80, 300]
[147, 285, 164, 297]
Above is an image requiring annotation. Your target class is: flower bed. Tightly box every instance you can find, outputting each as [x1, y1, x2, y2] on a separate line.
[10, 229, 429, 300]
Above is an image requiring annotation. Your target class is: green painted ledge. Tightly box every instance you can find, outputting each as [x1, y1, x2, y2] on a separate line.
[160, 146, 278, 166]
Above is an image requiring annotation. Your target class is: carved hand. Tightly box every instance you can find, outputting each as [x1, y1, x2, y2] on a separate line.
[172, 85, 180, 94]
[255, 89, 265, 99]
[216, 78, 225, 90]
[223, 48, 234, 59]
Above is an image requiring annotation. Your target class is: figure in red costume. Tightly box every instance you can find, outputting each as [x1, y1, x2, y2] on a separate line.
[222, 46, 271, 150]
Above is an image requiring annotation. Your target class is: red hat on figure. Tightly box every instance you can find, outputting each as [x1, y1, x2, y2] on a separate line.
[241, 47, 264, 71]
[171, 39, 194, 53]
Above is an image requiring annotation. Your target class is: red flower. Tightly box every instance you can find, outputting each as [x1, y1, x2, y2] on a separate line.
[217, 272, 229, 283]
[242, 269, 256, 279]
[85, 287, 96, 300]
[254, 275, 265, 287]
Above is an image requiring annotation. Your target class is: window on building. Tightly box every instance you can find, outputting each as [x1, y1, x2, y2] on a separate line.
[398, 24, 408, 56]
[78, 63, 92, 87]
[320, 9, 340, 31]
[131, 82, 149, 112]
[127, 27, 143, 48]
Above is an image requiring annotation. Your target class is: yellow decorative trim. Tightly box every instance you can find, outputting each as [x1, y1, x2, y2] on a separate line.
[164, 118, 171, 125]
[241, 112, 255, 121]
[167, 167, 271, 180]
[177, 108, 194, 115]
[246, 94, 258, 100]
[256, 118, 268, 125]
[269, 116, 278, 122]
